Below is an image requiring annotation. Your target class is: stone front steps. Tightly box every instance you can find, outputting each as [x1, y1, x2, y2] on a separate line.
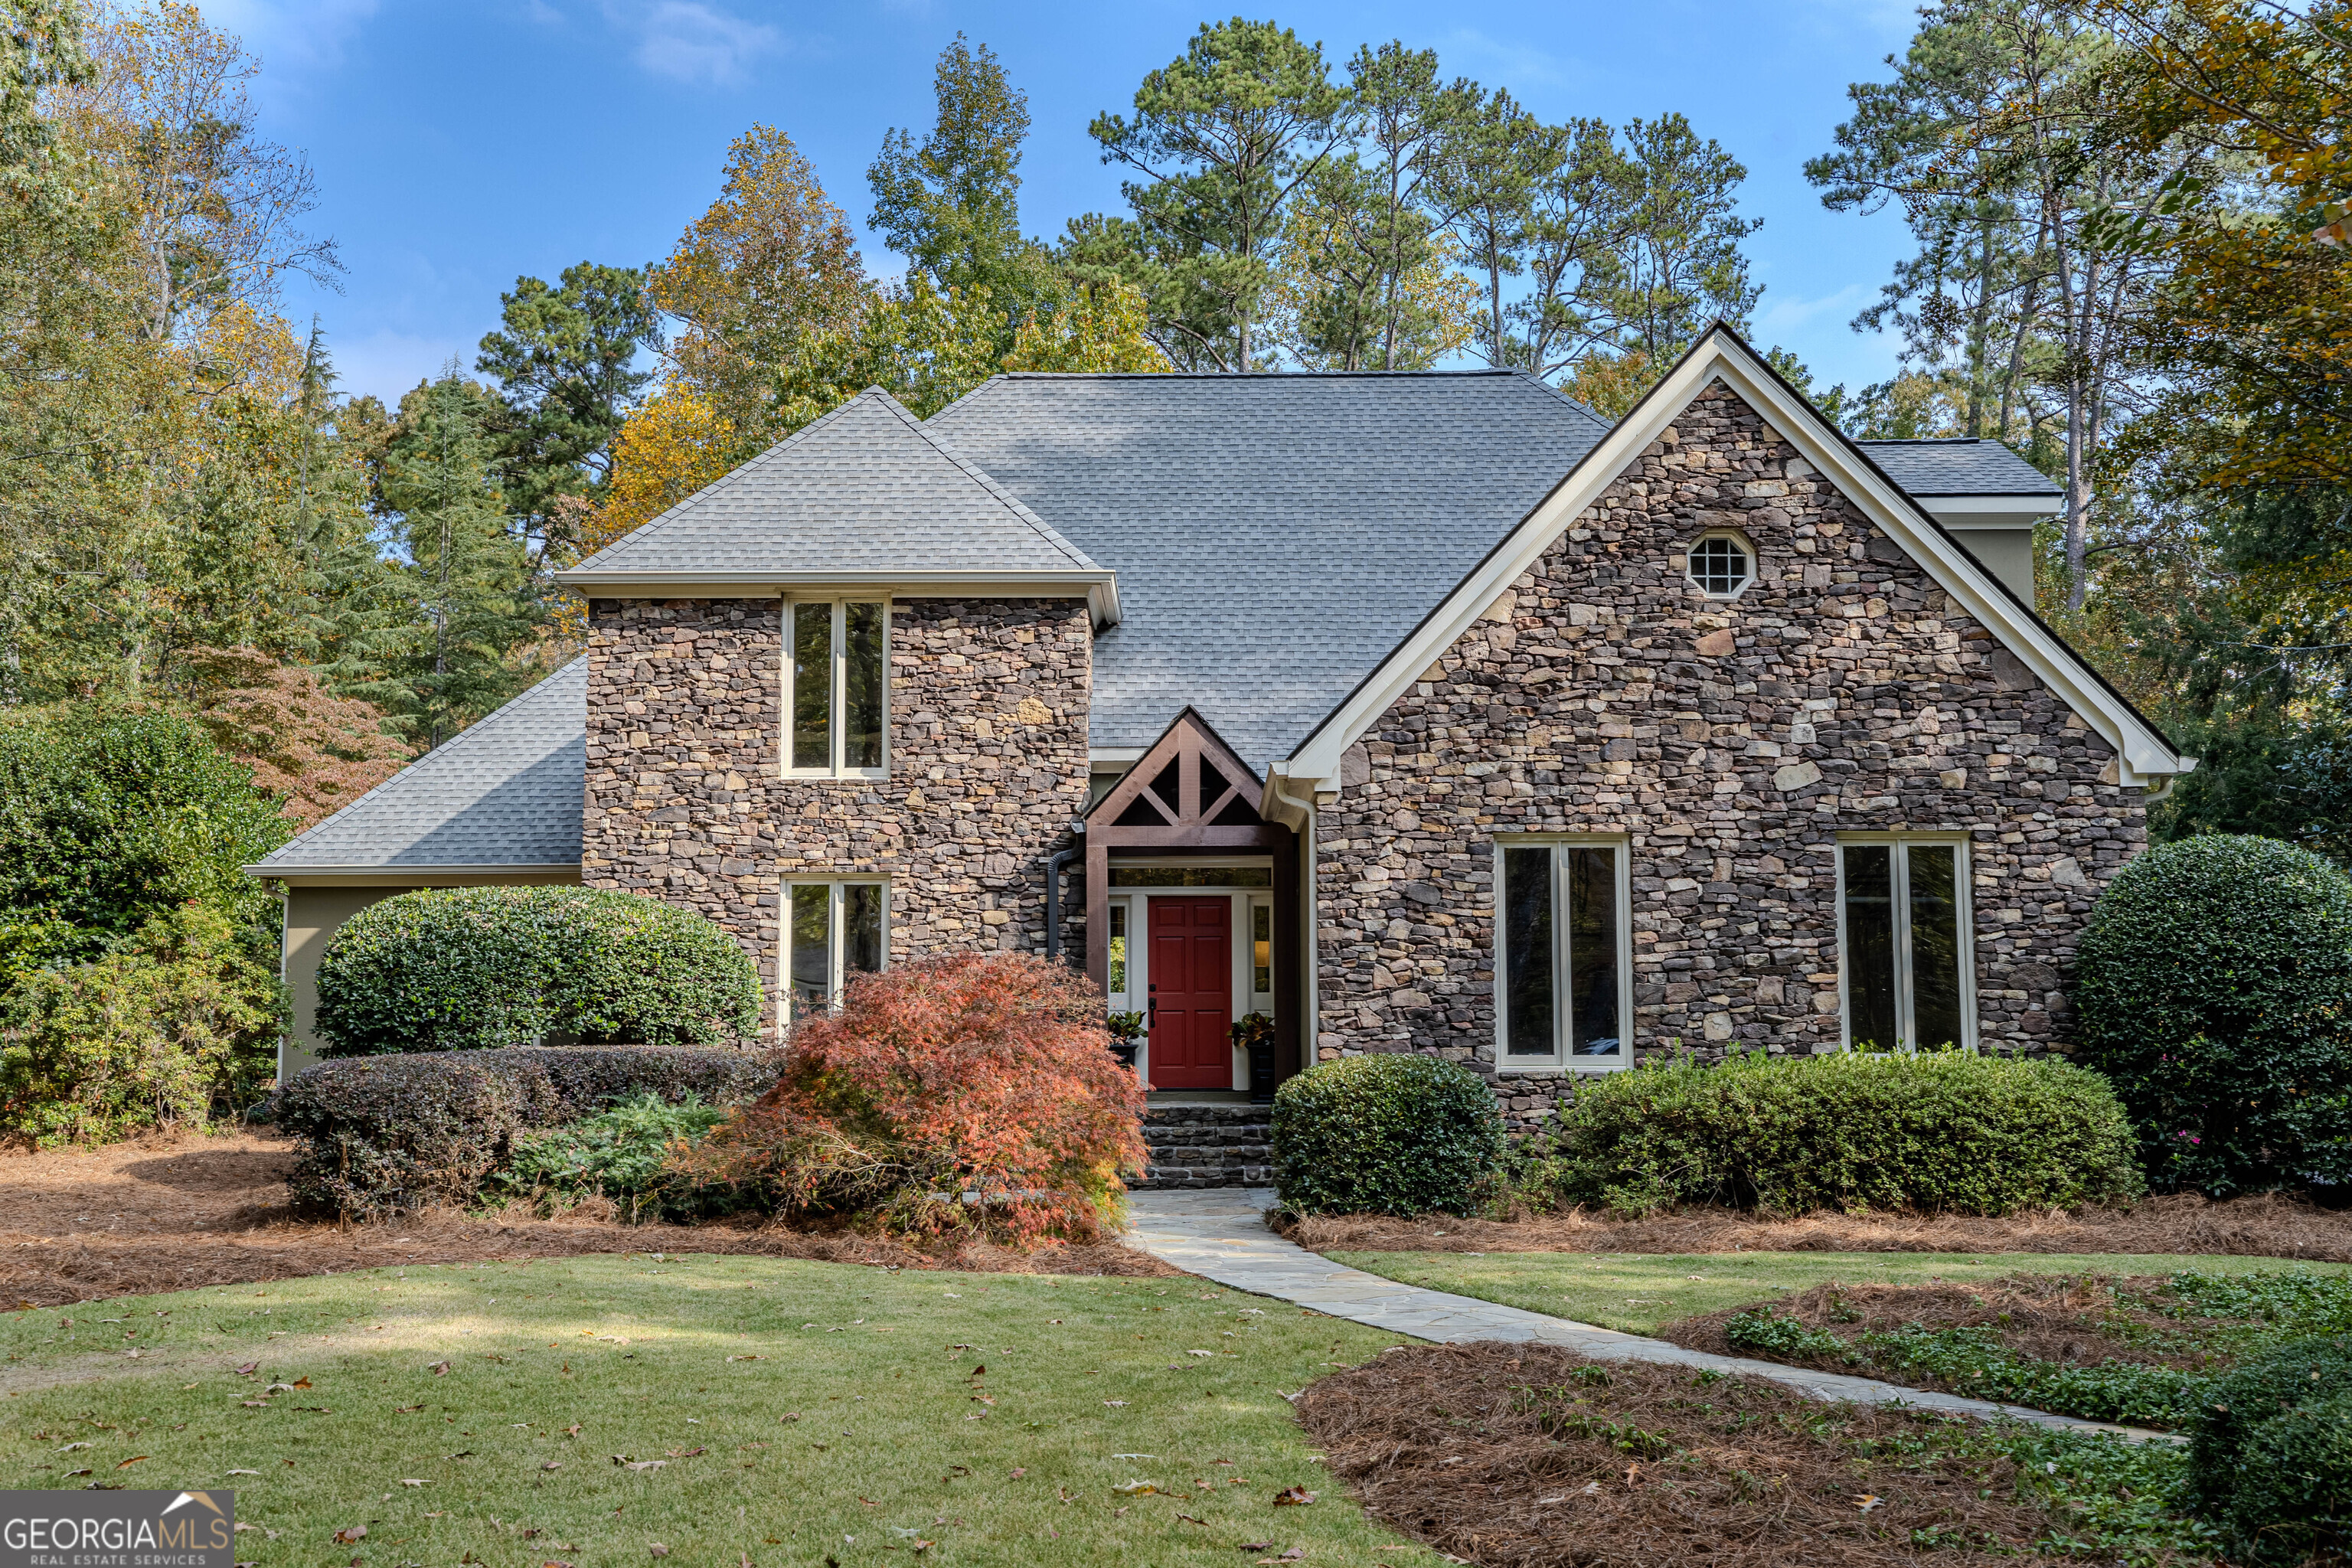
[1137, 1102, 1272, 1189]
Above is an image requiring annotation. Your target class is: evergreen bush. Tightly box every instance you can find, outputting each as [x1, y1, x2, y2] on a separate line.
[2075, 835, 2352, 1195]
[1535, 1049, 2141, 1217]
[2188, 1334, 2352, 1565]
[499, 1094, 734, 1223]
[279, 1046, 774, 1217]
[312, 886, 763, 1054]
[1270, 1054, 1504, 1217]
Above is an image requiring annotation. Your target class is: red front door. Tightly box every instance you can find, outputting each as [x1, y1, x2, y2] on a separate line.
[1148, 897, 1232, 1089]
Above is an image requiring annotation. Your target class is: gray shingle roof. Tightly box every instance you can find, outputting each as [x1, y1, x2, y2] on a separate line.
[928, 371, 1612, 771]
[568, 386, 1099, 577]
[1856, 437, 2063, 498]
[251, 659, 585, 871]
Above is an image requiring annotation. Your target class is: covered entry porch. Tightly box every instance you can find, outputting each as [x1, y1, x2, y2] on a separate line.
[1083, 709, 1305, 1100]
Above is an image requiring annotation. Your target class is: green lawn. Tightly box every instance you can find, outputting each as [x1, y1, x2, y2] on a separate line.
[1323, 1250, 2352, 1336]
[1, 1254, 1448, 1567]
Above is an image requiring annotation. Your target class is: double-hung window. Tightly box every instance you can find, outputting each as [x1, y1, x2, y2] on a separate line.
[1837, 835, 1974, 1050]
[1495, 838, 1631, 1069]
[787, 599, 887, 776]
[786, 880, 887, 1021]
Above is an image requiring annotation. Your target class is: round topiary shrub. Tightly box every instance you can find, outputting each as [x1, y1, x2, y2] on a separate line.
[2187, 1334, 2352, 1565]
[1271, 1054, 1504, 1217]
[2074, 835, 2352, 1195]
[314, 887, 763, 1055]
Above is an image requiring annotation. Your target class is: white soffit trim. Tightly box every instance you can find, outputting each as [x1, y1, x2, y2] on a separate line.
[1276, 327, 2188, 791]
[1917, 495, 2060, 522]
[550, 569, 1121, 629]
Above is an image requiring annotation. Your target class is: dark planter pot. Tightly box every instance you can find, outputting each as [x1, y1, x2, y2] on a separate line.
[1109, 1039, 1141, 1073]
[1248, 1040, 1276, 1103]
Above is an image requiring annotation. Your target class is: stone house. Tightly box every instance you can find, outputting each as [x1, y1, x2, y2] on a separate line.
[250, 325, 2190, 1140]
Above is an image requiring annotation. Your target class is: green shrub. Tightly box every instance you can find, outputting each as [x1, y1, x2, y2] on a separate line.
[0, 904, 284, 1146]
[0, 707, 289, 968]
[2189, 1334, 2352, 1564]
[1270, 1054, 1504, 1217]
[2075, 835, 2352, 1196]
[1540, 1049, 2141, 1217]
[499, 1094, 733, 1222]
[278, 1047, 776, 1217]
[312, 887, 763, 1054]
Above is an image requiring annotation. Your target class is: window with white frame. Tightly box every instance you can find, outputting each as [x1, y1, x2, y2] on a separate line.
[1495, 838, 1630, 1068]
[1686, 532, 1755, 599]
[786, 880, 887, 1020]
[1837, 836, 1973, 1050]
[787, 600, 887, 776]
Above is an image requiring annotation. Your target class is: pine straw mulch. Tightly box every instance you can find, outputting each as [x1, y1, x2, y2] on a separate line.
[0, 1129, 1177, 1308]
[1661, 1274, 2227, 1379]
[1284, 1191, 2352, 1263]
[1296, 1341, 2164, 1568]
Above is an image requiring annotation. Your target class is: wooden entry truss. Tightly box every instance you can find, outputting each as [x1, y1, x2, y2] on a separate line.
[1083, 707, 1302, 1083]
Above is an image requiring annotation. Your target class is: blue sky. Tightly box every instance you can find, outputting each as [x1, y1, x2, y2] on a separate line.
[207, 0, 1929, 405]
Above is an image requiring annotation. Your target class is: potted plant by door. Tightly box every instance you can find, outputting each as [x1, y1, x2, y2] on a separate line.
[1231, 1011, 1276, 1103]
[1106, 1010, 1145, 1071]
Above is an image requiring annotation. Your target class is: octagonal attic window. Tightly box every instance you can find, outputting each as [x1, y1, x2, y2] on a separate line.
[1687, 534, 1754, 599]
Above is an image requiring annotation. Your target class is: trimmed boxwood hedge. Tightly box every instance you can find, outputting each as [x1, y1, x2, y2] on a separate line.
[1272, 1054, 1504, 1217]
[313, 887, 763, 1054]
[2074, 835, 2352, 1196]
[279, 1047, 776, 1217]
[1534, 1048, 2142, 1217]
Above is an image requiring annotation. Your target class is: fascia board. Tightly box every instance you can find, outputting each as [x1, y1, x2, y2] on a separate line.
[1917, 495, 2060, 521]
[1280, 332, 2185, 790]
[551, 570, 1121, 628]
[245, 863, 583, 885]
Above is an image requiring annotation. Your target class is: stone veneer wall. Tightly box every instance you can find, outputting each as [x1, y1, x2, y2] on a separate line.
[1312, 381, 2149, 1122]
[583, 596, 1093, 1033]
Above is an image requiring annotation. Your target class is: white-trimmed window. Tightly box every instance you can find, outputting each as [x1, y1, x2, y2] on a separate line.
[1836, 835, 1975, 1050]
[1494, 837, 1632, 1070]
[1687, 532, 1755, 599]
[786, 879, 887, 1020]
[786, 599, 888, 776]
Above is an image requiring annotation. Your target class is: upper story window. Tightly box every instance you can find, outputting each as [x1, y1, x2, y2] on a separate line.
[1687, 532, 1755, 599]
[788, 600, 887, 776]
[1495, 836, 1631, 1070]
[1837, 835, 1975, 1051]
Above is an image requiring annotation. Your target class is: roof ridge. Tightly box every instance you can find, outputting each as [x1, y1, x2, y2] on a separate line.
[258, 657, 586, 865]
[865, 390, 1102, 572]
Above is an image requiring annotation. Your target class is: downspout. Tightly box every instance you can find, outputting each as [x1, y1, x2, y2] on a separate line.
[1266, 769, 1320, 1066]
[1044, 823, 1084, 968]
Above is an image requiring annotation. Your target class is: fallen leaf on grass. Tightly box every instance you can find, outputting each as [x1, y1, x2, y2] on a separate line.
[647, 1547, 668, 1558]
[292, 1377, 312, 1389]
[1008, 1468, 1026, 1479]
[235, 1361, 259, 1376]
[227, 1470, 259, 1477]
[1112, 1481, 1161, 1496]
[428, 1362, 450, 1377]
[394, 1404, 424, 1413]
[1102, 1400, 1128, 1407]
[1272, 1488, 1316, 1506]
[56, 1442, 90, 1452]
[400, 1479, 426, 1487]
[1240, 1544, 1276, 1553]
[115, 1456, 147, 1470]
[240, 1400, 269, 1409]
[1187, 1350, 1213, 1357]
[333, 1526, 366, 1544]
[564, 1424, 581, 1439]
[64, 1470, 91, 1478]
[624, 1461, 667, 1473]
[540, 1462, 562, 1472]
[1175, 1514, 1209, 1525]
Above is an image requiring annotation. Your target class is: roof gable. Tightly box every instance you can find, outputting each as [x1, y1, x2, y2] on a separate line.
[563, 387, 1109, 595]
[1858, 438, 2063, 498]
[1269, 325, 2189, 798]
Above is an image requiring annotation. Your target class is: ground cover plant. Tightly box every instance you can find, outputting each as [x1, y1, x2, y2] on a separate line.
[1297, 1339, 2223, 1566]
[1656, 1269, 2352, 1432]
[1522, 1048, 2141, 1217]
[498, 1093, 734, 1221]
[0, 1253, 1450, 1567]
[312, 886, 764, 1054]
[2074, 834, 2352, 1197]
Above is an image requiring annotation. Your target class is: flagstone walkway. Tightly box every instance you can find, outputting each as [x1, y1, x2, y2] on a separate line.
[1124, 1186, 2177, 1443]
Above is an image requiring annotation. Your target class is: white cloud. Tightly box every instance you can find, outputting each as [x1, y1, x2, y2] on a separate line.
[1758, 281, 1873, 338]
[193, 0, 381, 78]
[607, 0, 782, 87]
